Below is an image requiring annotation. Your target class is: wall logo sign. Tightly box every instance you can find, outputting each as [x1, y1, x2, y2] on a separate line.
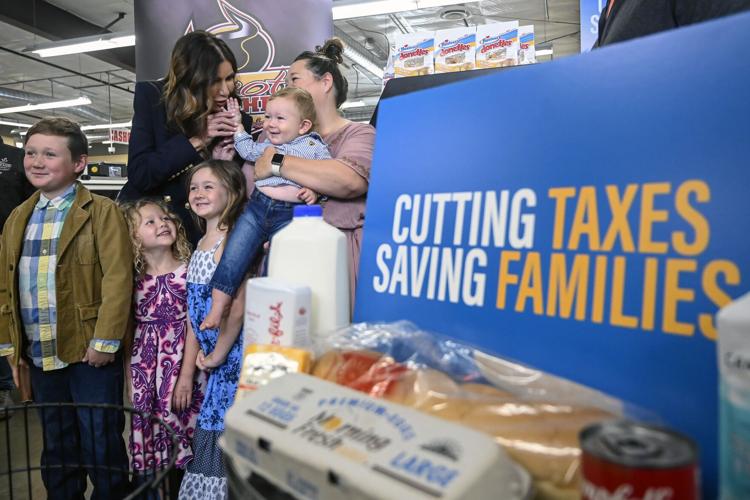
[134, 0, 332, 128]
[182, 0, 287, 130]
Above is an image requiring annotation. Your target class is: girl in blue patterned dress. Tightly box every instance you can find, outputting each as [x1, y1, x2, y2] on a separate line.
[179, 160, 247, 499]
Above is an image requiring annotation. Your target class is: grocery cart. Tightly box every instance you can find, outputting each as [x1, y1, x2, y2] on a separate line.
[0, 402, 179, 499]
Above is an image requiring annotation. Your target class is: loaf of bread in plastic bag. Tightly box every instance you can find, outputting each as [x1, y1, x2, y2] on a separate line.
[312, 348, 615, 499]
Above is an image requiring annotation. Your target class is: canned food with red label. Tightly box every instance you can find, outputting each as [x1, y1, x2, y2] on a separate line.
[580, 421, 699, 500]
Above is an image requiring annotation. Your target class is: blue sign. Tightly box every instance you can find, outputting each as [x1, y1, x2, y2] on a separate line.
[580, 0, 606, 51]
[356, 12, 750, 497]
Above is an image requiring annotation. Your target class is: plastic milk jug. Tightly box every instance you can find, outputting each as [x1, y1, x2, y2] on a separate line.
[243, 277, 311, 349]
[267, 205, 350, 338]
[718, 291, 750, 500]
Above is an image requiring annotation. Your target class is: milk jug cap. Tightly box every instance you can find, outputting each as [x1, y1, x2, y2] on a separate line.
[294, 205, 323, 217]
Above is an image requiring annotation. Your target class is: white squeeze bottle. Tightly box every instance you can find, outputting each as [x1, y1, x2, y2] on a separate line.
[718, 291, 750, 500]
[267, 205, 350, 339]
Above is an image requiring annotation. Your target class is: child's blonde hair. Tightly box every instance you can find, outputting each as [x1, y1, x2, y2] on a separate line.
[120, 199, 193, 277]
[187, 159, 247, 233]
[269, 87, 318, 130]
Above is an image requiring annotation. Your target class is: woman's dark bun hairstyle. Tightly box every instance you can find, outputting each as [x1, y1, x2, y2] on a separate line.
[319, 38, 344, 64]
[294, 38, 349, 108]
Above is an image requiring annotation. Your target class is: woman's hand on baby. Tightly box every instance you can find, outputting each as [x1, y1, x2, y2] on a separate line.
[254, 146, 276, 181]
[211, 137, 235, 161]
[298, 187, 319, 205]
[172, 376, 192, 412]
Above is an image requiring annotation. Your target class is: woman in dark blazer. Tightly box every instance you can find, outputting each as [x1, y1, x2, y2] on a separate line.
[119, 31, 252, 244]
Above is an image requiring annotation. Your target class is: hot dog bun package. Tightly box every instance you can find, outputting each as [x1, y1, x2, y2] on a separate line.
[305, 322, 652, 499]
[222, 373, 531, 500]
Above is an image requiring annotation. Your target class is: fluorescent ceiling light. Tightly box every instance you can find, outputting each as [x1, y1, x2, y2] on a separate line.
[345, 47, 385, 78]
[536, 49, 554, 56]
[0, 97, 92, 115]
[417, 0, 476, 7]
[341, 100, 366, 109]
[333, 0, 406, 19]
[332, 0, 480, 20]
[81, 121, 132, 131]
[0, 119, 32, 127]
[28, 32, 135, 58]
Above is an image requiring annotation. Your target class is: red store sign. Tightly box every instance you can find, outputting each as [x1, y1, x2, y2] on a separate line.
[109, 129, 131, 144]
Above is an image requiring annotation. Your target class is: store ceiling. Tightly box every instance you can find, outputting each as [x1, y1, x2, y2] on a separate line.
[0, 0, 580, 151]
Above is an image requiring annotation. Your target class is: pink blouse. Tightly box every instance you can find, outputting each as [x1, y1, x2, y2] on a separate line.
[322, 121, 376, 230]
[323, 121, 376, 309]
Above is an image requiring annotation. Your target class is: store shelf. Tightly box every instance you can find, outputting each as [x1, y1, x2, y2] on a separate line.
[81, 177, 127, 192]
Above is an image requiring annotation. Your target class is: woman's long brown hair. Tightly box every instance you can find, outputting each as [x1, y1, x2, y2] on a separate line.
[162, 31, 238, 140]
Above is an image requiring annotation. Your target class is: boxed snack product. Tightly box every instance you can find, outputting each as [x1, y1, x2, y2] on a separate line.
[235, 277, 314, 400]
[435, 27, 476, 73]
[309, 322, 647, 500]
[519, 25, 536, 65]
[476, 21, 520, 68]
[394, 32, 435, 77]
[235, 344, 312, 399]
[222, 373, 531, 499]
[243, 277, 311, 348]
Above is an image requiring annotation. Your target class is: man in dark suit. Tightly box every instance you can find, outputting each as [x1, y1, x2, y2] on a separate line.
[594, 0, 750, 48]
[0, 142, 35, 419]
[0, 143, 35, 230]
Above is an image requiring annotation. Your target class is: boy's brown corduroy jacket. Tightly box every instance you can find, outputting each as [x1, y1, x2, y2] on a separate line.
[0, 182, 133, 365]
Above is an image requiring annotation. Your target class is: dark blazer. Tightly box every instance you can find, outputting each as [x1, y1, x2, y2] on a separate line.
[594, 0, 750, 48]
[0, 143, 35, 233]
[118, 80, 252, 245]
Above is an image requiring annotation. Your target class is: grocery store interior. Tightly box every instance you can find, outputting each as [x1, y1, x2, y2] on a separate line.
[0, 0, 577, 149]
[0, 1, 749, 500]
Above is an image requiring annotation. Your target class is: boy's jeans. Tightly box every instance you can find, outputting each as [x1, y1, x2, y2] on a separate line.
[209, 189, 297, 296]
[30, 356, 128, 500]
[0, 356, 14, 391]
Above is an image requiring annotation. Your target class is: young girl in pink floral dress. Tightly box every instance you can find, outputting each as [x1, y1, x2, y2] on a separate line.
[122, 199, 206, 494]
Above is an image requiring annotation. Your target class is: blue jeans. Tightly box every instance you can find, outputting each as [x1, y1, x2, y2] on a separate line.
[30, 357, 128, 500]
[210, 189, 297, 296]
[0, 356, 14, 391]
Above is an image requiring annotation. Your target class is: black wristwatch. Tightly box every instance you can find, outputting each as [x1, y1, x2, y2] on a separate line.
[271, 153, 285, 176]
